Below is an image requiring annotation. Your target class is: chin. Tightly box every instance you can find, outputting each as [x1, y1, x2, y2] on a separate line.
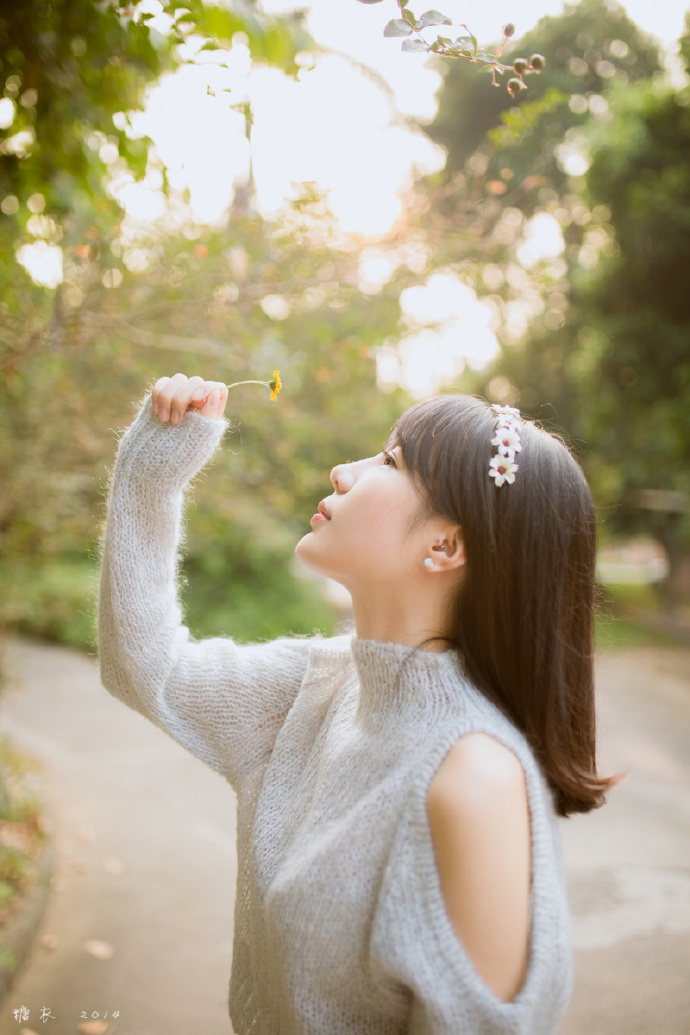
[295, 533, 341, 581]
[295, 532, 320, 573]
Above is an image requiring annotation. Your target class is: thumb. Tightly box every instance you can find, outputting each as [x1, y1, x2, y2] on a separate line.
[195, 383, 228, 420]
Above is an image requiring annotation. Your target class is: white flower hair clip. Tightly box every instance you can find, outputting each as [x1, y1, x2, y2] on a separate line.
[488, 404, 522, 487]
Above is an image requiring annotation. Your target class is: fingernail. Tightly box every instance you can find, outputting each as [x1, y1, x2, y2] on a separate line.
[160, 407, 169, 422]
[171, 410, 179, 425]
[209, 390, 220, 408]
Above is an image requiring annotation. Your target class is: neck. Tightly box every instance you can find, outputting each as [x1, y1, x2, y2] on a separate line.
[347, 576, 457, 652]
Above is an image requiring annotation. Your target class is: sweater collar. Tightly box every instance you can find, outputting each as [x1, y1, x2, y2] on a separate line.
[350, 637, 468, 729]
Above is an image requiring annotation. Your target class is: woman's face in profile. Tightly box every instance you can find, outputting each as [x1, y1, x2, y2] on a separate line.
[295, 443, 431, 590]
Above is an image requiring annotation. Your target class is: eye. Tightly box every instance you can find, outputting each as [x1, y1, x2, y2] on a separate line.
[382, 450, 396, 467]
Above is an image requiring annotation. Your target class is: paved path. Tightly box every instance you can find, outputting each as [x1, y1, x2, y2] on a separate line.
[560, 646, 690, 1035]
[0, 640, 237, 1035]
[0, 638, 689, 1035]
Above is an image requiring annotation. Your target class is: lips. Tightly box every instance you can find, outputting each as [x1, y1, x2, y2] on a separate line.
[310, 499, 331, 527]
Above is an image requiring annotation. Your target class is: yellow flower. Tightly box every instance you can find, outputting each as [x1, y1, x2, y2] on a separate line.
[269, 369, 282, 401]
[223, 369, 283, 402]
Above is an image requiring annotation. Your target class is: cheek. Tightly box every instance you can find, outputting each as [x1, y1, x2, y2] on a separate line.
[341, 498, 416, 569]
[296, 501, 407, 579]
[296, 476, 426, 582]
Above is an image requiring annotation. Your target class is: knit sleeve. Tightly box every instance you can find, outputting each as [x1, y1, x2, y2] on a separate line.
[98, 395, 313, 788]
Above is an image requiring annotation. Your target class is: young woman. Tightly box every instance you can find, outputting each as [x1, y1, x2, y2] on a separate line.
[99, 372, 615, 1035]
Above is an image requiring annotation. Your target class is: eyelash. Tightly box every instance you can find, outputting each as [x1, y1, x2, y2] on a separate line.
[382, 451, 396, 467]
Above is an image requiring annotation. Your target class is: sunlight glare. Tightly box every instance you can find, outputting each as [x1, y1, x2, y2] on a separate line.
[377, 273, 500, 396]
[0, 97, 15, 129]
[16, 241, 63, 288]
[133, 57, 252, 224]
[249, 57, 444, 233]
[517, 214, 565, 268]
[109, 176, 167, 221]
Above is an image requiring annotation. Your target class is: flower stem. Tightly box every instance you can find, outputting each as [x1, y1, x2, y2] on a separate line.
[223, 380, 270, 390]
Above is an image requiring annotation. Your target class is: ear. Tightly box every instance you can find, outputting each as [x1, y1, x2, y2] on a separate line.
[429, 525, 466, 573]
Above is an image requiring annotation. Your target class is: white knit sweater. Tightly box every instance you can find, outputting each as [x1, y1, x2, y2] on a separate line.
[98, 397, 573, 1035]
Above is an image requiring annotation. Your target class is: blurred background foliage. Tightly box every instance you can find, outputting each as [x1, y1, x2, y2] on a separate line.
[1, 0, 689, 660]
[399, 0, 690, 618]
[0, 0, 410, 648]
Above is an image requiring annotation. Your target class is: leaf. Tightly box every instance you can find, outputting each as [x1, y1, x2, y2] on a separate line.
[356, 0, 386, 4]
[456, 23, 478, 57]
[418, 10, 452, 28]
[383, 19, 413, 37]
[402, 39, 430, 52]
[454, 34, 477, 57]
[402, 8, 417, 26]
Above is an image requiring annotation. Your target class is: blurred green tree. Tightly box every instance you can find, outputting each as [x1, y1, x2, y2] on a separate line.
[434, 10, 689, 612]
[393, 0, 660, 296]
[0, 0, 310, 243]
[493, 72, 690, 610]
[383, 0, 663, 402]
[380, 0, 690, 609]
[426, 0, 659, 202]
[0, 185, 409, 644]
[0, 1, 410, 647]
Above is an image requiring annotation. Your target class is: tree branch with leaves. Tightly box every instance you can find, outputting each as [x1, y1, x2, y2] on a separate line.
[356, 0, 545, 94]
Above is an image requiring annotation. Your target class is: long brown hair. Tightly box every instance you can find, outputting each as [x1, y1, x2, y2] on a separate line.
[393, 394, 616, 818]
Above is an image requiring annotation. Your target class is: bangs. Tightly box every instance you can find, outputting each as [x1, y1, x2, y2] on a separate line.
[392, 396, 493, 515]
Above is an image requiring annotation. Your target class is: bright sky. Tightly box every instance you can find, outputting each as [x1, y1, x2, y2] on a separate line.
[16, 0, 690, 390]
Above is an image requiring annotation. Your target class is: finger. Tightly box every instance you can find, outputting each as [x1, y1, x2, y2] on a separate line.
[156, 373, 188, 423]
[188, 376, 212, 410]
[179, 375, 206, 415]
[196, 382, 223, 418]
[169, 376, 204, 425]
[151, 376, 171, 416]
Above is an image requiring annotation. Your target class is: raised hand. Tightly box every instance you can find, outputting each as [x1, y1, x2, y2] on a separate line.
[151, 373, 228, 424]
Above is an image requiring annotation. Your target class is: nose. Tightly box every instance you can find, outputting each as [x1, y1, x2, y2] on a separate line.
[330, 462, 356, 494]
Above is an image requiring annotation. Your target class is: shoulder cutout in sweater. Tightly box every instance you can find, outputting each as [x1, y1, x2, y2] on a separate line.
[426, 732, 531, 1003]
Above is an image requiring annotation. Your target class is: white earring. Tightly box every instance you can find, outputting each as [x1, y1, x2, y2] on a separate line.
[423, 557, 434, 570]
